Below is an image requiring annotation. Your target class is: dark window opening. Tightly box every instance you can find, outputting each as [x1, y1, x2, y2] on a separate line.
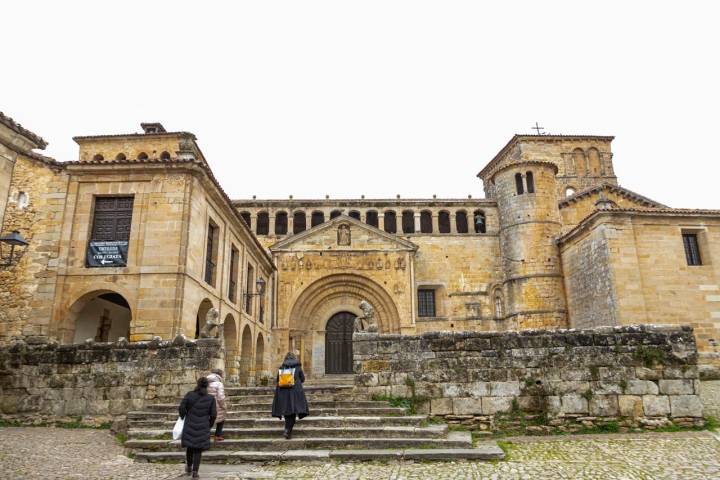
[473, 210, 486, 234]
[420, 211, 433, 233]
[115, 153, 127, 161]
[293, 211, 306, 234]
[683, 233, 702, 266]
[138, 152, 148, 160]
[245, 264, 254, 314]
[438, 211, 451, 233]
[384, 211, 397, 233]
[311, 211, 325, 227]
[256, 212, 269, 235]
[240, 211, 251, 228]
[526, 171, 535, 193]
[330, 210, 342, 219]
[275, 212, 288, 235]
[160, 151, 171, 160]
[402, 211, 415, 233]
[228, 246, 239, 303]
[418, 289, 436, 317]
[515, 173, 524, 194]
[366, 210, 378, 228]
[349, 210, 361, 220]
[93, 154, 104, 161]
[204, 222, 219, 286]
[456, 211, 468, 233]
[90, 196, 134, 243]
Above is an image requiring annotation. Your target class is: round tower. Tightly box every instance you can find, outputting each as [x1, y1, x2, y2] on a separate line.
[492, 160, 567, 330]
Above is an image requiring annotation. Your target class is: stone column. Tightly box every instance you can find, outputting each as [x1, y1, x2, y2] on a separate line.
[432, 213, 439, 234]
[414, 212, 421, 233]
[288, 215, 294, 235]
[268, 214, 276, 235]
[360, 210, 367, 223]
[378, 213, 385, 232]
[450, 211, 458, 234]
[250, 213, 257, 233]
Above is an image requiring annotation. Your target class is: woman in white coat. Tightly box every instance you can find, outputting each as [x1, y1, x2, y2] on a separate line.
[206, 369, 227, 441]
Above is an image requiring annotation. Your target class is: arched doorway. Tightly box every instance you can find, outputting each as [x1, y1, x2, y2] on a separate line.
[255, 333, 265, 383]
[70, 291, 131, 344]
[325, 312, 356, 374]
[196, 299, 213, 339]
[239, 325, 254, 385]
[223, 315, 238, 383]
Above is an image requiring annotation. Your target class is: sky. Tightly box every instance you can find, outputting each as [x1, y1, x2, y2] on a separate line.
[3, 1, 719, 208]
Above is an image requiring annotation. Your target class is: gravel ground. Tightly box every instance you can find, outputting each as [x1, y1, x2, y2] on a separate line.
[1, 427, 719, 479]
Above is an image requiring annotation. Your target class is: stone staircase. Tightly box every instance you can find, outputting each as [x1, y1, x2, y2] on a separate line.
[127, 380, 504, 462]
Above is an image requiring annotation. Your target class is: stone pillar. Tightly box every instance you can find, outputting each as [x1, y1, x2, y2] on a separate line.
[450, 211, 458, 234]
[360, 210, 367, 223]
[432, 213, 439, 234]
[268, 215, 275, 235]
[288, 215, 294, 234]
[414, 212, 421, 233]
[250, 213, 257, 234]
[378, 213, 385, 232]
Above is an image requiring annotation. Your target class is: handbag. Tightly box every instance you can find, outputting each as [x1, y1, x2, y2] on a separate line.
[278, 367, 296, 388]
[172, 416, 184, 440]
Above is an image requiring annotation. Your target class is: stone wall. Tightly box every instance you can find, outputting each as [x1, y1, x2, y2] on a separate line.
[0, 337, 222, 425]
[354, 326, 706, 431]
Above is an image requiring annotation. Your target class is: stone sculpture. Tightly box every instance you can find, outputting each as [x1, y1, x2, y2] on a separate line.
[354, 300, 378, 333]
[199, 307, 222, 338]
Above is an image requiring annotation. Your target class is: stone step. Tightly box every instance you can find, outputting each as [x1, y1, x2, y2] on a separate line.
[225, 385, 354, 396]
[134, 444, 505, 463]
[127, 424, 447, 440]
[128, 406, 406, 420]
[147, 401, 390, 412]
[128, 415, 428, 429]
[180, 393, 371, 403]
[126, 431, 472, 452]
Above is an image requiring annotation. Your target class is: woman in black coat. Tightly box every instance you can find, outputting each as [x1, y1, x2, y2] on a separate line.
[179, 377, 217, 478]
[271, 352, 309, 439]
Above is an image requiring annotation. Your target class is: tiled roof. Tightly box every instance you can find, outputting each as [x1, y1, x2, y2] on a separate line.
[478, 134, 614, 179]
[0, 111, 48, 148]
[72, 131, 196, 142]
[558, 183, 666, 209]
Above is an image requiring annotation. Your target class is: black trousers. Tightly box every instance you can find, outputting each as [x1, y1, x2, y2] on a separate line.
[215, 421, 224, 436]
[284, 414, 296, 433]
[185, 447, 202, 472]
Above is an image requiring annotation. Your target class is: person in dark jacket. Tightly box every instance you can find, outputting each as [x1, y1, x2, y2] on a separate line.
[179, 377, 217, 478]
[271, 352, 309, 439]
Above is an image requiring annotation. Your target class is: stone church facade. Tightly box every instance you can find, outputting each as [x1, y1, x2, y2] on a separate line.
[1, 112, 719, 383]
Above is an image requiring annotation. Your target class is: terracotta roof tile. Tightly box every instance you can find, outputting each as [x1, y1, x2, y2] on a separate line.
[0, 111, 48, 148]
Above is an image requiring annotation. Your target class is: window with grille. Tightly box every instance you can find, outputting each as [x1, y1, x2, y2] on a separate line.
[418, 289, 436, 317]
[228, 246, 239, 303]
[682, 233, 702, 266]
[90, 196, 134, 242]
[204, 222, 219, 286]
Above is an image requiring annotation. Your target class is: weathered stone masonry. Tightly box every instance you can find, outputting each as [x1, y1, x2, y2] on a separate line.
[0, 338, 222, 424]
[354, 325, 706, 429]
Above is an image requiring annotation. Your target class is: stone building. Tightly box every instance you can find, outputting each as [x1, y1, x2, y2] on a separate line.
[1, 113, 719, 381]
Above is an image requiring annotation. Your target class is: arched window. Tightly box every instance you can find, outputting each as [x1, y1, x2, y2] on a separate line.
[473, 210, 486, 234]
[515, 173, 524, 194]
[138, 152, 149, 160]
[572, 148, 586, 176]
[384, 211, 397, 233]
[293, 211, 306, 234]
[349, 210, 361, 220]
[565, 186, 577, 197]
[274, 211, 288, 235]
[420, 210, 433, 233]
[93, 154, 104, 161]
[402, 210, 415, 233]
[240, 211, 251, 228]
[366, 210, 378, 228]
[330, 210, 342, 219]
[438, 211, 451, 233]
[16, 192, 29, 209]
[455, 211, 468, 233]
[256, 212, 269, 235]
[311, 211, 325, 227]
[115, 153, 127, 161]
[160, 151, 171, 160]
[526, 171, 535, 193]
[494, 290, 504, 320]
[587, 147, 601, 176]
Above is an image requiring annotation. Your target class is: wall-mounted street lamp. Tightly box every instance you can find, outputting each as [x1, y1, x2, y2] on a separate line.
[244, 277, 266, 300]
[0, 230, 29, 267]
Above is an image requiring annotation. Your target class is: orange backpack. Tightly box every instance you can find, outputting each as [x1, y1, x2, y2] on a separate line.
[278, 367, 296, 388]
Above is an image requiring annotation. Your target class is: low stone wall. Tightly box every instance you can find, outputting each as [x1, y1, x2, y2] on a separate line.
[354, 325, 706, 431]
[0, 336, 222, 425]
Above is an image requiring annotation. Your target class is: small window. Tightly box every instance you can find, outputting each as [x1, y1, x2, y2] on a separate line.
[456, 211, 468, 233]
[311, 211, 325, 227]
[93, 154, 104, 161]
[683, 233, 702, 266]
[384, 211, 397, 233]
[245, 264, 255, 314]
[90, 196, 134, 243]
[420, 210, 433, 233]
[349, 210, 361, 220]
[366, 210, 379, 228]
[138, 152, 149, 160]
[275, 211, 288, 235]
[115, 153, 127, 161]
[515, 173, 524, 194]
[330, 210, 342, 219]
[402, 211, 415, 233]
[473, 210, 486, 234]
[256, 212, 269, 235]
[418, 289, 436, 317]
[240, 211, 251, 228]
[494, 290, 504, 319]
[526, 171, 535, 193]
[204, 221, 219, 286]
[160, 151, 171, 160]
[438, 211, 451, 234]
[16, 192, 29, 209]
[293, 211, 306, 234]
[228, 246, 239, 303]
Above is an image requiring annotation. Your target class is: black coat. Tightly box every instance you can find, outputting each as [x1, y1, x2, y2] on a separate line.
[271, 359, 309, 419]
[179, 389, 217, 450]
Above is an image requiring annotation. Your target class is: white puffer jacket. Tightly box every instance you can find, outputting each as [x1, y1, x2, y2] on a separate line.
[206, 373, 227, 424]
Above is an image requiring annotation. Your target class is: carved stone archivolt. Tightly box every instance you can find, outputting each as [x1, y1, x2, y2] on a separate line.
[279, 253, 406, 272]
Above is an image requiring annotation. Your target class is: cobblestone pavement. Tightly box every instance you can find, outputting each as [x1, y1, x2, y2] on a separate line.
[1, 427, 719, 479]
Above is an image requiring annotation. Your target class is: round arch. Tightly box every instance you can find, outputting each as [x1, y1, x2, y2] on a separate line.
[223, 314, 239, 383]
[196, 298, 214, 339]
[66, 290, 132, 344]
[239, 325, 254, 385]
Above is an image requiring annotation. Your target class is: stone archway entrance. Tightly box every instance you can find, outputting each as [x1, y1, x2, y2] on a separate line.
[325, 312, 356, 374]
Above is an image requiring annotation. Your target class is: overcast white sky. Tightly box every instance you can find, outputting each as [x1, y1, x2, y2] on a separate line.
[3, 1, 719, 207]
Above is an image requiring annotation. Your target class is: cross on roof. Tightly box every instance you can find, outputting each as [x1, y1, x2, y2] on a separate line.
[532, 122, 545, 135]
